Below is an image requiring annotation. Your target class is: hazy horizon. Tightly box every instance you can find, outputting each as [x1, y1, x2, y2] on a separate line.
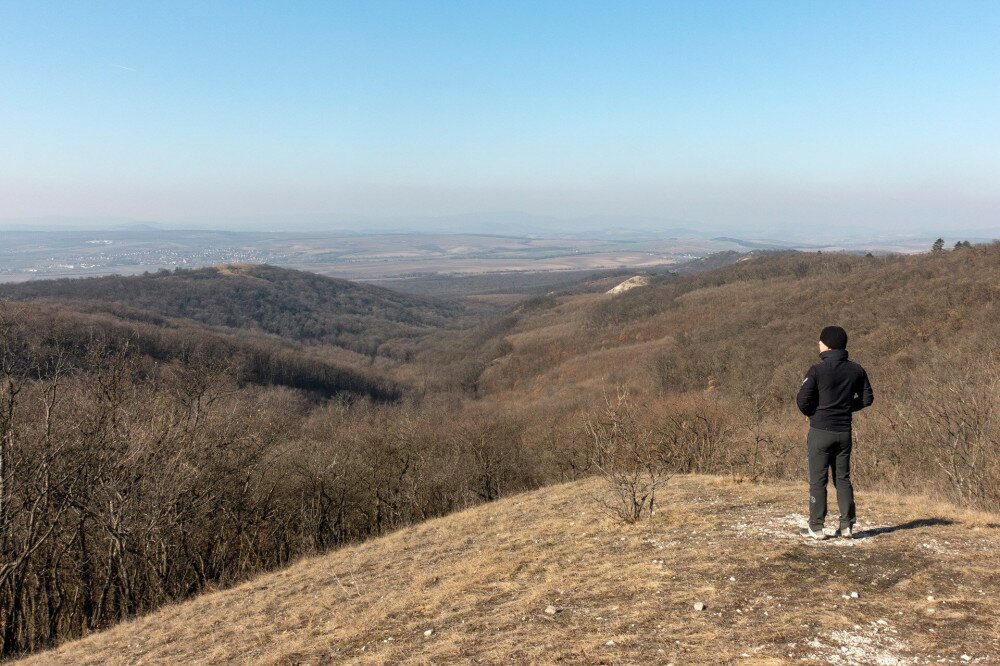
[2, 2, 999, 236]
[3, 212, 999, 244]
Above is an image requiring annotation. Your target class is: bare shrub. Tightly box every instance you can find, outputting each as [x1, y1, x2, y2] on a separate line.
[586, 387, 672, 523]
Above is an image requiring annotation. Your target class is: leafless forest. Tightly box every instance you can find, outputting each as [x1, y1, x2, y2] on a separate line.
[1, 244, 998, 657]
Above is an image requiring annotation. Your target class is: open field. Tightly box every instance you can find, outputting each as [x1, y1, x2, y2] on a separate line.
[21, 474, 999, 665]
[0, 227, 933, 284]
[0, 229, 705, 283]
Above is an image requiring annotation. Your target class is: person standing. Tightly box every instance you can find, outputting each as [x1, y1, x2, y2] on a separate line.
[795, 325, 874, 540]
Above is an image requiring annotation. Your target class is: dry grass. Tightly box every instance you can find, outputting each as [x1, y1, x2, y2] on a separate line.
[21, 475, 1000, 665]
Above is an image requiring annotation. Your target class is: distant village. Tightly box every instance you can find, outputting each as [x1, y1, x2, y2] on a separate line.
[0, 241, 279, 280]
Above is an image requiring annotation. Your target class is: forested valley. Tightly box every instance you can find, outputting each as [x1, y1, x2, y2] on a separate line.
[2, 245, 1000, 657]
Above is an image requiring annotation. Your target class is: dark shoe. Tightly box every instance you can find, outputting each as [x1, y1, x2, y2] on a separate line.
[799, 527, 828, 541]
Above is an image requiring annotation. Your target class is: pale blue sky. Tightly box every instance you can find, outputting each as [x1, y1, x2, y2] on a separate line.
[1, 1, 999, 234]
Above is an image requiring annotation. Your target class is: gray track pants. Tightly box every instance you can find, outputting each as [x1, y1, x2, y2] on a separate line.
[807, 427, 856, 531]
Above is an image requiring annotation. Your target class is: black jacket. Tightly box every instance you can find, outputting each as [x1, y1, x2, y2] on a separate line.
[796, 349, 874, 432]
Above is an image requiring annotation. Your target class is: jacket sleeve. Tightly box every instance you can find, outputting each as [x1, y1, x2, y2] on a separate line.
[796, 365, 818, 416]
[851, 369, 874, 412]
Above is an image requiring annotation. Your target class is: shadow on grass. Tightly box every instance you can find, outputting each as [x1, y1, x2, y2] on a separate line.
[853, 518, 955, 540]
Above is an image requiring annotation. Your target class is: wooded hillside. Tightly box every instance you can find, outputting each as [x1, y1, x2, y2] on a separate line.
[0, 264, 475, 357]
[3, 246, 999, 658]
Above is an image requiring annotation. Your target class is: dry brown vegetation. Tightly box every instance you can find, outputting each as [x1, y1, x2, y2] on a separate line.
[4, 244, 1000, 660]
[419, 243, 1000, 512]
[0, 318, 545, 657]
[20, 474, 1000, 665]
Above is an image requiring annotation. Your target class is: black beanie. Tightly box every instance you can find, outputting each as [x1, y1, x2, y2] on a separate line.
[820, 325, 848, 350]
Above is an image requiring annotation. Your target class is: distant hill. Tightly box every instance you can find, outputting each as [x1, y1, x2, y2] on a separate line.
[0, 302, 404, 401]
[0, 264, 474, 356]
[0, 264, 486, 400]
[710, 236, 797, 250]
[670, 249, 783, 274]
[448, 244, 999, 403]
[22, 474, 999, 664]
